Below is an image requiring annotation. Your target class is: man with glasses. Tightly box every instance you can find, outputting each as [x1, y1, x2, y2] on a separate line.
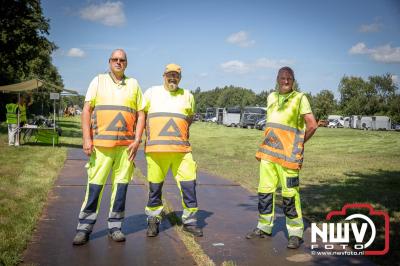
[72, 49, 145, 245]
[246, 67, 317, 249]
[143, 64, 203, 237]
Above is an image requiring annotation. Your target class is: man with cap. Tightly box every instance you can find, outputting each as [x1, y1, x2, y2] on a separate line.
[72, 48, 145, 245]
[143, 63, 203, 237]
[246, 66, 317, 249]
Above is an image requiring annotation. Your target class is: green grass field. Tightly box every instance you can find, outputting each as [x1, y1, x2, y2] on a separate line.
[0, 117, 81, 266]
[190, 122, 400, 265]
[0, 119, 398, 265]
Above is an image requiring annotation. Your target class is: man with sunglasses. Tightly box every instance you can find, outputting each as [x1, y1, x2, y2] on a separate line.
[72, 49, 145, 245]
[143, 64, 203, 237]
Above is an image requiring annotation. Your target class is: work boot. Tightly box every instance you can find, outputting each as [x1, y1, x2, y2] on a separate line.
[147, 217, 160, 237]
[72, 231, 90, 245]
[183, 225, 203, 237]
[246, 228, 271, 239]
[287, 236, 303, 249]
[108, 230, 126, 242]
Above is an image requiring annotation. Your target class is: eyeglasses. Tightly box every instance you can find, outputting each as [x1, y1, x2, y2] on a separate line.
[165, 72, 181, 78]
[110, 58, 127, 63]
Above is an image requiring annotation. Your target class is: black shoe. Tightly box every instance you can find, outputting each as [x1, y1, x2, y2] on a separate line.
[246, 228, 271, 239]
[108, 230, 126, 242]
[183, 225, 203, 237]
[287, 236, 303, 249]
[147, 217, 160, 237]
[72, 231, 90, 245]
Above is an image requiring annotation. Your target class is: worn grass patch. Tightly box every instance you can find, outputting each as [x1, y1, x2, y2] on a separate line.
[190, 122, 400, 265]
[0, 116, 82, 266]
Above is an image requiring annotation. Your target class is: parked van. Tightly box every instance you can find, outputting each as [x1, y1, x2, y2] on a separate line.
[239, 106, 266, 128]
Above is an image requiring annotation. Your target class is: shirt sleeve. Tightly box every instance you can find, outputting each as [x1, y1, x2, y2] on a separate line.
[186, 93, 195, 116]
[299, 94, 312, 115]
[85, 76, 99, 107]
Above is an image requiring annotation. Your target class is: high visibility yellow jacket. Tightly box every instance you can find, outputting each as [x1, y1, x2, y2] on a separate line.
[6, 103, 19, 124]
[85, 73, 144, 147]
[256, 91, 311, 169]
[143, 85, 195, 153]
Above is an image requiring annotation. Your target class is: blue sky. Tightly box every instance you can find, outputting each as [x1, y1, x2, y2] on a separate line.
[42, 0, 400, 96]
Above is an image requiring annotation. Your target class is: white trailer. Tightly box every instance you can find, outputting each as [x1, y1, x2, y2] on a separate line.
[350, 115, 361, 129]
[372, 116, 391, 130]
[360, 116, 372, 130]
[343, 117, 350, 128]
[222, 107, 241, 127]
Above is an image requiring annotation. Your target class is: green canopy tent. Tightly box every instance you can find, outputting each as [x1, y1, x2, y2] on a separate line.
[1, 79, 79, 146]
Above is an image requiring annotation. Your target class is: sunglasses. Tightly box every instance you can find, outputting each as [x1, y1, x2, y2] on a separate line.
[110, 58, 127, 63]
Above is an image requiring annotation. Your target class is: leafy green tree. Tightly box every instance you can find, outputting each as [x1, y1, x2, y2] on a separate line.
[0, 0, 63, 120]
[312, 90, 337, 120]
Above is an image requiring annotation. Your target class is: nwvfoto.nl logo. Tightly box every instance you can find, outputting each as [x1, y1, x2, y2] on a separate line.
[310, 203, 389, 256]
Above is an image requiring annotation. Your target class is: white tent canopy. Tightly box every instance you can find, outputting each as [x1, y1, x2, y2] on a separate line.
[0, 78, 79, 95]
[0, 79, 43, 92]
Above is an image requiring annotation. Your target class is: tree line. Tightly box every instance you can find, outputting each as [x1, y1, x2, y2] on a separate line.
[192, 73, 400, 123]
[0, 0, 64, 121]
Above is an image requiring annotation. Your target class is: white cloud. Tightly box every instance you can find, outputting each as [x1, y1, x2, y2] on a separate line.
[221, 58, 294, 74]
[359, 22, 382, 33]
[80, 1, 126, 27]
[349, 42, 369, 54]
[67, 48, 85, 57]
[226, 31, 255, 47]
[221, 60, 250, 74]
[349, 42, 400, 63]
[254, 58, 295, 69]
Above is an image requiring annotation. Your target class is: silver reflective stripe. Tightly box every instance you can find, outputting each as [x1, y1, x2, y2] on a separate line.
[146, 140, 190, 146]
[183, 218, 197, 225]
[92, 112, 98, 135]
[79, 212, 97, 220]
[94, 135, 135, 140]
[148, 112, 188, 120]
[182, 209, 197, 224]
[266, 122, 304, 134]
[145, 207, 163, 217]
[182, 209, 197, 220]
[94, 105, 136, 113]
[108, 221, 122, 229]
[77, 223, 94, 231]
[109, 211, 125, 219]
[291, 130, 305, 158]
[258, 147, 302, 163]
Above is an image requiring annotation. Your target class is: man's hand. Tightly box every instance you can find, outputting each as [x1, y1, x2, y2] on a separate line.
[127, 140, 140, 161]
[83, 137, 93, 156]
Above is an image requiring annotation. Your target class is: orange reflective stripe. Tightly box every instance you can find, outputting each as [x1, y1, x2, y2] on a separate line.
[256, 123, 304, 169]
[91, 105, 137, 147]
[145, 112, 191, 153]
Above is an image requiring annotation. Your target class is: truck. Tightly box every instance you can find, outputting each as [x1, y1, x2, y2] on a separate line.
[239, 106, 266, 129]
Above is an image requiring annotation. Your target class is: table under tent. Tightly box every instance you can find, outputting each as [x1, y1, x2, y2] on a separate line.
[1, 79, 79, 147]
